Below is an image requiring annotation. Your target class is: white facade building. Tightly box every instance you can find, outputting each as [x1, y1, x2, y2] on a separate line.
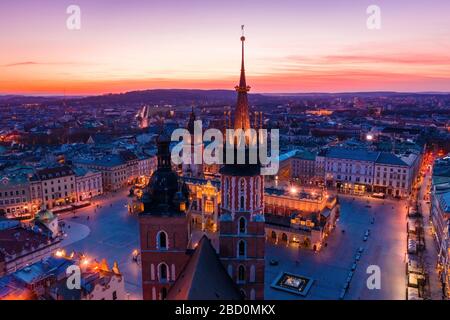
[34, 166, 77, 209]
[74, 167, 103, 201]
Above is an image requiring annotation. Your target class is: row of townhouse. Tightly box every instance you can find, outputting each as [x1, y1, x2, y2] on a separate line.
[73, 151, 156, 191]
[279, 147, 422, 198]
[322, 148, 421, 197]
[430, 156, 450, 298]
[0, 165, 103, 217]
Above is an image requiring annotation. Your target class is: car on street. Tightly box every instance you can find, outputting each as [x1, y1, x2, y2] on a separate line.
[269, 259, 279, 266]
[372, 192, 385, 199]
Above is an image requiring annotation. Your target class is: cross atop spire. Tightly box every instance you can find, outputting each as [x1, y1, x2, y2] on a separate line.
[234, 26, 251, 131]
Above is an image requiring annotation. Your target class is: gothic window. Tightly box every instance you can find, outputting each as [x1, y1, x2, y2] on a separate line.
[239, 216, 247, 234]
[238, 240, 246, 258]
[158, 263, 169, 282]
[238, 265, 246, 282]
[157, 230, 168, 250]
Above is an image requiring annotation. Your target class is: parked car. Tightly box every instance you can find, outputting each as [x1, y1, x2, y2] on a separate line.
[363, 235, 368, 241]
[269, 259, 279, 266]
[358, 247, 364, 253]
[372, 192, 385, 199]
[351, 263, 357, 271]
[355, 253, 361, 261]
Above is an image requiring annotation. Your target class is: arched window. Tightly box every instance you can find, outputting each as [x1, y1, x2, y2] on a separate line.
[271, 231, 277, 240]
[158, 263, 169, 282]
[238, 216, 247, 234]
[238, 240, 246, 258]
[157, 231, 168, 250]
[238, 265, 246, 283]
[240, 196, 245, 210]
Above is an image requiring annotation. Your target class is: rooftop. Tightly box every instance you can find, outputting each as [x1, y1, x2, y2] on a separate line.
[167, 236, 242, 300]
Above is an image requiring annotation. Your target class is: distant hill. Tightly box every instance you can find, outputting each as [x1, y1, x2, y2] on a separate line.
[1, 89, 449, 106]
[76, 89, 271, 106]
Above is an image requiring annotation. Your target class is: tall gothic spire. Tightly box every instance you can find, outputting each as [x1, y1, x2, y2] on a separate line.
[234, 26, 251, 131]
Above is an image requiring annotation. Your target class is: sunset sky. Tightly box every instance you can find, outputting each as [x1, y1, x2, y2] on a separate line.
[1, 0, 450, 95]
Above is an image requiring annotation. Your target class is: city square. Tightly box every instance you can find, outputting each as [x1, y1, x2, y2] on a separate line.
[265, 195, 406, 300]
[57, 190, 408, 300]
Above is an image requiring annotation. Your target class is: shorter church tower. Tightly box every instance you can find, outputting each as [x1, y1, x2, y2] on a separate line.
[139, 132, 190, 300]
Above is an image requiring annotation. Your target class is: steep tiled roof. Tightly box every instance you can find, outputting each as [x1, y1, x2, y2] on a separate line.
[167, 236, 242, 300]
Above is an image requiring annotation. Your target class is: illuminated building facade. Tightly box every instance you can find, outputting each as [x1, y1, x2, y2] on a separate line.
[33, 166, 77, 209]
[73, 167, 103, 201]
[0, 174, 32, 218]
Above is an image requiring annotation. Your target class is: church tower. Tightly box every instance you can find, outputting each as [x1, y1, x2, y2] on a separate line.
[139, 132, 191, 300]
[219, 30, 265, 300]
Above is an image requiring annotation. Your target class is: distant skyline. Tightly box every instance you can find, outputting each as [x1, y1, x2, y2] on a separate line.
[1, 0, 450, 95]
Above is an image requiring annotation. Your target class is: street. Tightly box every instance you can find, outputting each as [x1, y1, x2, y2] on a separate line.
[59, 189, 142, 300]
[418, 171, 442, 299]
